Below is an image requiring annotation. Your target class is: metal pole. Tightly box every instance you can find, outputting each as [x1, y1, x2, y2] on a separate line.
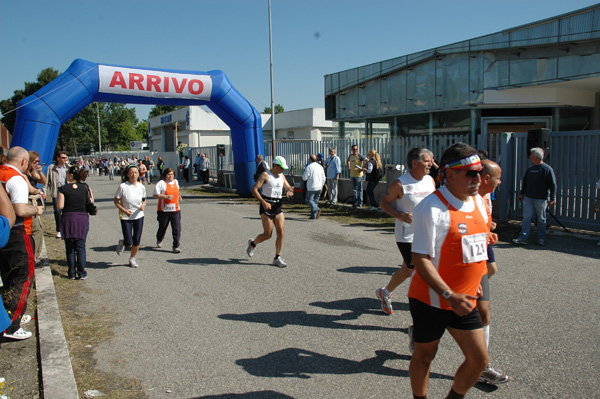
[268, 0, 276, 157]
[96, 103, 102, 155]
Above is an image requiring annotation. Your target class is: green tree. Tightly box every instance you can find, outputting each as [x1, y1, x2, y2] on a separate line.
[149, 105, 181, 118]
[0, 67, 60, 134]
[263, 104, 285, 114]
[136, 119, 149, 142]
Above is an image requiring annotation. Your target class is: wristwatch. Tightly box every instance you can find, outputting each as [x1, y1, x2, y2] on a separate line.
[441, 290, 452, 300]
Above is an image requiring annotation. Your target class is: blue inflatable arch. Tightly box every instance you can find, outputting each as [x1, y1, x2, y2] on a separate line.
[11, 58, 264, 196]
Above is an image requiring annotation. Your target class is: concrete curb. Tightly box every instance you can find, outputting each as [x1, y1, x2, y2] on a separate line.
[35, 240, 78, 399]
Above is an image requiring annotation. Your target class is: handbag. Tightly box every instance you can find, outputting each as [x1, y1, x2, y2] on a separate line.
[85, 184, 97, 216]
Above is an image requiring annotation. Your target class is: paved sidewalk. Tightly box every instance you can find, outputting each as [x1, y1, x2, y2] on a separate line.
[37, 175, 600, 398]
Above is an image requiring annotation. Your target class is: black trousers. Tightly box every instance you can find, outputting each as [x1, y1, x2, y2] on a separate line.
[156, 211, 181, 249]
[0, 231, 35, 334]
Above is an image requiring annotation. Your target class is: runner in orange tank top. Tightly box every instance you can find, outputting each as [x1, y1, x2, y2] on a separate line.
[408, 143, 490, 399]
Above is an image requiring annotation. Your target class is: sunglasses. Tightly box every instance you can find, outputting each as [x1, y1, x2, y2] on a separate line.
[464, 170, 482, 178]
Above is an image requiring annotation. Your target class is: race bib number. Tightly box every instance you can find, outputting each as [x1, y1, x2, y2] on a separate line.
[461, 233, 488, 263]
[271, 186, 283, 198]
[163, 202, 176, 212]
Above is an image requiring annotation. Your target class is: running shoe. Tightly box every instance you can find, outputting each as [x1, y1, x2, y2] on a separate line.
[156, 240, 163, 248]
[247, 239, 256, 257]
[408, 324, 415, 354]
[55, 232, 61, 239]
[375, 287, 393, 315]
[80, 276, 87, 280]
[116, 239, 125, 256]
[3, 327, 32, 340]
[129, 258, 139, 268]
[512, 238, 528, 245]
[478, 364, 510, 385]
[173, 247, 181, 253]
[272, 256, 287, 268]
[21, 315, 32, 325]
[537, 238, 545, 246]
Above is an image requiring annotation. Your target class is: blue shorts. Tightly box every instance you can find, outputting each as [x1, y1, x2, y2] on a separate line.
[120, 218, 144, 247]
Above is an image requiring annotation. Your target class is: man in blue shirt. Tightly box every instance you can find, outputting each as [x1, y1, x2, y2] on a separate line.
[323, 148, 341, 204]
[513, 147, 557, 246]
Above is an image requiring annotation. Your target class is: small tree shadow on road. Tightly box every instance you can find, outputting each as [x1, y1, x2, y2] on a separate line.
[338, 265, 397, 276]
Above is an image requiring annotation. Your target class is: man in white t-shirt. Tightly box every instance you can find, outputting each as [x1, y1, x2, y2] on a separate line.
[376, 147, 436, 315]
[302, 155, 326, 219]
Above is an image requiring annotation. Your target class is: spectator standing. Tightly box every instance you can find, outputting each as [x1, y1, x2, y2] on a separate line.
[302, 154, 326, 219]
[176, 141, 187, 164]
[46, 152, 68, 238]
[347, 144, 366, 207]
[26, 151, 47, 263]
[253, 154, 270, 181]
[361, 149, 383, 210]
[143, 156, 152, 184]
[156, 156, 165, 177]
[198, 153, 211, 184]
[114, 165, 146, 268]
[323, 148, 341, 204]
[153, 168, 183, 253]
[138, 159, 147, 185]
[182, 155, 191, 183]
[0, 185, 16, 347]
[512, 147, 557, 246]
[0, 147, 43, 341]
[57, 166, 92, 280]
[194, 151, 202, 181]
[107, 158, 115, 181]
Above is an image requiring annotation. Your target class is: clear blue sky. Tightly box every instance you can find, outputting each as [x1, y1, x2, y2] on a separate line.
[1, 0, 598, 121]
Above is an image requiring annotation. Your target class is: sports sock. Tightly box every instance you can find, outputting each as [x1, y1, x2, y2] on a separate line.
[251, 241, 256, 247]
[383, 288, 392, 297]
[484, 325, 490, 349]
[275, 254, 280, 259]
[445, 388, 464, 399]
[413, 395, 427, 399]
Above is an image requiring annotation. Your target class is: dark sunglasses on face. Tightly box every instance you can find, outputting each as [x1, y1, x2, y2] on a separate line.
[464, 169, 482, 178]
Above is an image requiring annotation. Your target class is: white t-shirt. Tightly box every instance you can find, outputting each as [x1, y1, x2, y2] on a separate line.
[411, 185, 488, 261]
[4, 164, 29, 205]
[115, 181, 146, 220]
[153, 179, 180, 212]
[394, 173, 436, 243]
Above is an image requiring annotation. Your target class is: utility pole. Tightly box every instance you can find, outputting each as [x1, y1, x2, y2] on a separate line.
[268, 0, 276, 157]
[96, 103, 102, 156]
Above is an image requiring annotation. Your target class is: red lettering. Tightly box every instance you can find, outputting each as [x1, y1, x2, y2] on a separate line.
[188, 79, 204, 95]
[171, 77, 188, 93]
[147, 75, 162, 92]
[164, 75, 170, 92]
[109, 71, 127, 89]
[129, 73, 144, 90]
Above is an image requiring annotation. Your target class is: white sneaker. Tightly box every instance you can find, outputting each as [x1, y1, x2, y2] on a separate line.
[156, 240, 163, 248]
[247, 239, 256, 257]
[272, 256, 287, 268]
[116, 240, 125, 256]
[3, 327, 32, 340]
[375, 288, 393, 315]
[129, 258, 139, 268]
[479, 364, 510, 385]
[21, 315, 32, 325]
[55, 232, 61, 239]
[173, 248, 181, 253]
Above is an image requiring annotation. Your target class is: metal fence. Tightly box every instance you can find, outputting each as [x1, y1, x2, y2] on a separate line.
[190, 130, 600, 231]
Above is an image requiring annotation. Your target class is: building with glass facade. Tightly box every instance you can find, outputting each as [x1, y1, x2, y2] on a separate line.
[324, 5, 600, 142]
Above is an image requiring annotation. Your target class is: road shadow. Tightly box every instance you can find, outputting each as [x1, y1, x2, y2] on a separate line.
[219, 308, 404, 332]
[337, 265, 397, 276]
[236, 348, 452, 381]
[191, 391, 293, 399]
[166, 257, 265, 267]
[309, 296, 409, 315]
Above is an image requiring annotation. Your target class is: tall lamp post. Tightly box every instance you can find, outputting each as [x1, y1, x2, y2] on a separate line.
[268, 0, 276, 157]
[96, 102, 102, 156]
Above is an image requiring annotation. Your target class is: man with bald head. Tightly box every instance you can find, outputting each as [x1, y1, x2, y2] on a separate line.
[476, 159, 510, 385]
[0, 147, 44, 341]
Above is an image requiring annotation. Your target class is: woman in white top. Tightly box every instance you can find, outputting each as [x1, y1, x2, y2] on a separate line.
[114, 165, 146, 268]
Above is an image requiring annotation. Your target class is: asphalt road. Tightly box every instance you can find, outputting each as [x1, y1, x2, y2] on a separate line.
[76, 175, 600, 399]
